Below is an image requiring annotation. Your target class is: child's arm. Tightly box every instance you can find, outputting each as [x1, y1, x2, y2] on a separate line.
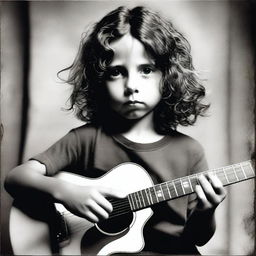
[182, 174, 226, 246]
[5, 160, 122, 223]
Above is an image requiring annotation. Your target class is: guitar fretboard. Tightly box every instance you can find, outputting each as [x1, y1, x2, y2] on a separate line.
[127, 160, 254, 211]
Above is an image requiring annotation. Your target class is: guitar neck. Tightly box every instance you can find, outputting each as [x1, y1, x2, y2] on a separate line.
[128, 160, 255, 211]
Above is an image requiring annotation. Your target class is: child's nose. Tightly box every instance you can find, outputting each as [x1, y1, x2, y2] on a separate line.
[124, 87, 139, 97]
[124, 75, 139, 96]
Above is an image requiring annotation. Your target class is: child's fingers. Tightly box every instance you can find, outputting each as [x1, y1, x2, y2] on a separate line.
[87, 199, 110, 221]
[84, 210, 100, 223]
[198, 174, 226, 206]
[195, 184, 209, 208]
[198, 175, 216, 200]
[91, 190, 113, 213]
[207, 173, 226, 196]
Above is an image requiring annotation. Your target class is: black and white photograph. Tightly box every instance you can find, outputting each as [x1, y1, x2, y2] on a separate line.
[1, 1, 255, 255]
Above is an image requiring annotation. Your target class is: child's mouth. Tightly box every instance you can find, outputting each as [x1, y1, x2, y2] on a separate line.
[125, 100, 143, 105]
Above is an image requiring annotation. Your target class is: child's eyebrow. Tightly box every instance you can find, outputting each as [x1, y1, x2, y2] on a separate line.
[107, 64, 123, 68]
[108, 62, 156, 68]
[139, 63, 156, 67]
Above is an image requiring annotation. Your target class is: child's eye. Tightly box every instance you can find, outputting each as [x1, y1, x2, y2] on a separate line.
[106, 67, 124, 79]
[140, 65, 155, 75]
[110, 68, 121, 77]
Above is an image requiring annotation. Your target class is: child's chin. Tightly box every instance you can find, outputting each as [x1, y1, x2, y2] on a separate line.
[123, 112, 144, 120]
[123, 113, 149, 121]
[122, 109, 154, 121]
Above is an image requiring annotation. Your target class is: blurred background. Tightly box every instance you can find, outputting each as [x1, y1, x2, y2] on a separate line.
[1, 0, 255, 255]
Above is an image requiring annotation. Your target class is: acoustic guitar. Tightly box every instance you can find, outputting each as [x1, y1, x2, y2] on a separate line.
[9, 160, 254, 255]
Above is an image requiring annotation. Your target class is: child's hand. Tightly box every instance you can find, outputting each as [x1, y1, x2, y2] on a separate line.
[194, 173, 226, 212]
[57, 183, 125, 223]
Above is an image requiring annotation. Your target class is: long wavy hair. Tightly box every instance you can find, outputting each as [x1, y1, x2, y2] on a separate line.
[60, 6, 209, 132]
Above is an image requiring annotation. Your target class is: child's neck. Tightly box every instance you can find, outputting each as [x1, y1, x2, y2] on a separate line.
[120, 113, 164, 144]
[121, 128, 164, 144]
[101, 109, 164, 143]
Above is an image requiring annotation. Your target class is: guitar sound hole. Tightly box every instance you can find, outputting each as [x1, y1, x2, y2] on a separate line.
[96, 212, 134, 235]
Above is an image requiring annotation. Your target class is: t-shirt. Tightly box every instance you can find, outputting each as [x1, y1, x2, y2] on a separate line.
[32, 124, 208, 254]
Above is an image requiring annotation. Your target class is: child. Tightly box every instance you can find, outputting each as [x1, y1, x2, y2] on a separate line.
[5, 6, 226, 255]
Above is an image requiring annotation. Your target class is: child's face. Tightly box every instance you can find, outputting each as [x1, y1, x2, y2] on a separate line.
[104, 33, 162, 120]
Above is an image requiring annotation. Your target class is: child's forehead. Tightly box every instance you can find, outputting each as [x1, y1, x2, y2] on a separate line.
[109, 33, 155, 65]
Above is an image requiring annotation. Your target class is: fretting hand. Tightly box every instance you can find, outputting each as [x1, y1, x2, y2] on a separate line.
[194, 173, 226, 212]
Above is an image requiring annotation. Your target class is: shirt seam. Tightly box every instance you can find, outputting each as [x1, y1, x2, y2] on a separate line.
[112, 135, 172, 152]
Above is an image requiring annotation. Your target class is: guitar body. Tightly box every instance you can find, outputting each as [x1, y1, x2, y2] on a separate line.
[9, 163, 154, 255]
[9, 160, 254, 255]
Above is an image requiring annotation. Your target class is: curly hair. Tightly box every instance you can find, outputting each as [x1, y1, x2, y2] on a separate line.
[60, 6, 209, 132]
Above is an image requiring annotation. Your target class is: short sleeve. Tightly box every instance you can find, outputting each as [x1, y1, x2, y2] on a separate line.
[30, 129, 81, 176]
[190, 147, 208, 174]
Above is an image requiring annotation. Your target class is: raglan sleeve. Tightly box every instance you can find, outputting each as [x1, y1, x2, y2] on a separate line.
[30, 128, 85, 176]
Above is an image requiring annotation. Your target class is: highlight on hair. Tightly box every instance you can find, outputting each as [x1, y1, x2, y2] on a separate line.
[59, 6, 209, 132]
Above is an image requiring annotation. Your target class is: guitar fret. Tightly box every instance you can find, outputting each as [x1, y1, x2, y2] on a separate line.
[139, 190, 146, 208]
[127, 160, 254, 212]
[167, 181, 177, 198]
[220, 168, 229, 184]
[181, 177, 193, 194]
[233, 166, 239, 181]
[234, 164, 245, 180]
[165, 181, 172, 199]
[146, 188, 153, 205]
[160, 185, 166, 200]
[134, 192, 139, 210]
[180, 178, 185, 194]
[217, 169, 225, 184]
[128, 194, 135, 210]
[153, 186, 159, 203]
[133, 193, 138, 209]
[172, 180, 178, 196]
[150, 187, 157, 204]
[240, 163, 247, 179]
[136, 191, 142, 209]
[143, 189, 151, 205]
[242, 162, 254, 178]
[173, 180, 183, 196]
[225, 167, 238, 183]
[189, 174, 198, 190]
[188, 177, 193, 192]
[154, 185, 165, 202]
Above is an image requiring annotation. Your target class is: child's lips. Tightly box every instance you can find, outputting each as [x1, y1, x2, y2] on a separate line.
[124, 100, 144, 106]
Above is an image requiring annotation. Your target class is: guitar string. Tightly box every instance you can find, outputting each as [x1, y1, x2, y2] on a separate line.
[59, 204, 131, 222]
[56, 166, 253, 234]
[56, 166, 252, 232]
[61, 206, 132, 222]
[61, 162, 252, 218]
[58, 174, 236, 233]
[59, 198, 130, 218]
[59, 199, 132, 221]
[60, 167, 250, 221]
[60, 200, 131, 217]
[59, 167, 250, 220]
[129, 167, 249, 209]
